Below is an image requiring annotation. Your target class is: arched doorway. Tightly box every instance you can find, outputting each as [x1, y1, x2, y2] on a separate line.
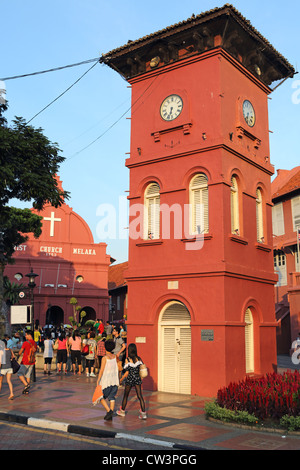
[245, 307, 254, 373]
[158, 301, 191, 394]
[46, 306, 64, 327]
[80, 306, 96, 325]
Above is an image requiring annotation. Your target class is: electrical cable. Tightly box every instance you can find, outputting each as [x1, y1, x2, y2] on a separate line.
[0, 57, 100, 81]
[64, 74, 161, 162]
[26, 60, 99, 125]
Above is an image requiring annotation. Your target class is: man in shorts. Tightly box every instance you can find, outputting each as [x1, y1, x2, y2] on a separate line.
[17, 330, 37, 394]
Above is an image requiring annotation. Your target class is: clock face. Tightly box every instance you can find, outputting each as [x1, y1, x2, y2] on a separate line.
[160, 94, 183, 121]
[243, 100, 255, 127]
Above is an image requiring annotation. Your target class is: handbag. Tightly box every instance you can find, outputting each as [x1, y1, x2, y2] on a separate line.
[92, 384, 103, 406]
[11, 357, 20, 374]
[82, 344, 89, 356]
[139, 363, 148, 379]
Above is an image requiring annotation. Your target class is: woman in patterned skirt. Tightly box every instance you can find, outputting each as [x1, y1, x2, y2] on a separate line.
[116, 343, 147, 419]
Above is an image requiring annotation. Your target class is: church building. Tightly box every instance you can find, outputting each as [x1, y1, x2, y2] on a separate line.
[5, 176, 111, 327]
[101, 5, 295, 396]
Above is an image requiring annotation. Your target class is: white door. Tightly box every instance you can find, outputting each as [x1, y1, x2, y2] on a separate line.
[159, 302, 191, 394]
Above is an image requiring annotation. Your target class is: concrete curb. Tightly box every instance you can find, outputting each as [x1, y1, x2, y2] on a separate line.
[0, 411, 204, 451]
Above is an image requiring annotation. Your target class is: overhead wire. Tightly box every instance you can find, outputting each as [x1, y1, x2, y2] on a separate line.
[1, 54, 160, 162]
[64, 74, 161, 162]
[0, 58, 100, 81]
[61, 97, 130, 148]
[25, 60, 99, 125]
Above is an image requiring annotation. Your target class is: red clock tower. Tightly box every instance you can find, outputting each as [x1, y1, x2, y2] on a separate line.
[102, 5, 295, 396]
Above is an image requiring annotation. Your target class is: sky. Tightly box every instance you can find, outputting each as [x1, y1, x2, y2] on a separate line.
[1, 0, 300, 264]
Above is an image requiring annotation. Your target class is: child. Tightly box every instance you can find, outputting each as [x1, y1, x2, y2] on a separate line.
[97, 339, 119, 420]
[116, 343, 147, 419]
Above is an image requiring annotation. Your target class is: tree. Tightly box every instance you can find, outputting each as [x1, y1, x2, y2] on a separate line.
[3, 276, 25, 305]
[69, 297, 86, 329]
[0, 103, 70, 335]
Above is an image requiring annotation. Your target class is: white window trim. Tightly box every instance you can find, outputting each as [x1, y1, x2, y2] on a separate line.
[274, 250, 287, 286]
[245, 308, 254, 374]
[256, 188, 264, 243]
[144, 183, 160, 240]
[231, 176, 240, 235]
[291, 196, 300, 232]
[272, 202, 285, 237]
[189, 174, 209, 235]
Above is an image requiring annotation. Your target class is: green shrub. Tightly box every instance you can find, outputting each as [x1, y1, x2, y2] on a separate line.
[205, 401, 259, 426]
[280, 415, 300, 431]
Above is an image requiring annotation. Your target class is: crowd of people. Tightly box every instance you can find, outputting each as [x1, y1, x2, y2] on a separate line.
[0, 318, 147, 420]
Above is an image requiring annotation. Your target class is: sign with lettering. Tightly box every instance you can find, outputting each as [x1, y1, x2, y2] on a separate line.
[40, 246, 63, 254]
[201, 329, 214, 341]
[73, 248, 96, 255]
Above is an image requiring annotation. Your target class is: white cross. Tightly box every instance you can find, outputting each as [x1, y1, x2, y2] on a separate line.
[44, 211, 62, 237]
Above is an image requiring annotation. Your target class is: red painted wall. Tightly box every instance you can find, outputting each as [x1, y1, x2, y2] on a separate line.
[125, 49, 277, 397]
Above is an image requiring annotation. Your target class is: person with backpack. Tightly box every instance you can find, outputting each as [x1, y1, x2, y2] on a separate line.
[17, 330, 37, 394]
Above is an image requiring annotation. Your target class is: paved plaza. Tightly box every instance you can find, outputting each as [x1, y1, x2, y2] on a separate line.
[0, 356, 300, 450]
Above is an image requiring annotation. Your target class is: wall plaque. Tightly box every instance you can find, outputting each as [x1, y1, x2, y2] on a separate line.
[201, 329, 214, 341]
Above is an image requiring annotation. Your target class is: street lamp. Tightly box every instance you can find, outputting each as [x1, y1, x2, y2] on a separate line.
[26, 268, 38, 289]
[25, 268, 38, 329]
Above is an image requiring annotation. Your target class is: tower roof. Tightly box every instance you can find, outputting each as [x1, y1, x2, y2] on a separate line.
[101, 4, 295, 87]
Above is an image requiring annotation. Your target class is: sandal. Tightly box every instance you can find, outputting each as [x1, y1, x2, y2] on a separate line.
[8, 395, 14, 400]
[22, 385, 30, 394]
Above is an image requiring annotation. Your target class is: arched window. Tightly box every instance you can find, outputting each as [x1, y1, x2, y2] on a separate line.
[189, 174, 209, 235]
[230, 176, 240, 235]
[245, 308, 254, 373]
[144, 182, 160, 239]
[256, 188, 264, 242]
